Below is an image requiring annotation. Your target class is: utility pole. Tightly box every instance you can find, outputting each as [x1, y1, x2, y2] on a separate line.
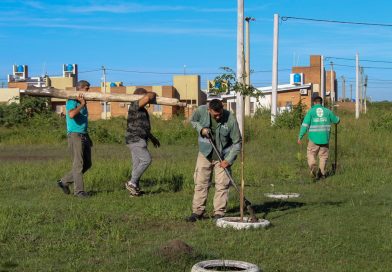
[102, 65, 107, 120]
[330, 61, 335, 103]
[244, 16, 255, 117]
[359, 66, 364, 113]
[355, 53, 360, 119]
[236, 0, 245, 221]
[271, 13, 279, 124]
[350, 84, 353, 101]
[320, 55, 325, 104]
[340, 76, 346, 101]
[364, 75, 368, 114]
[236, 0, 245, 134]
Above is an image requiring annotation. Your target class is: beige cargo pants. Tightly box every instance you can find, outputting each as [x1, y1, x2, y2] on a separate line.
[307, 140, 329, 176]
[192, 152, 231, 216]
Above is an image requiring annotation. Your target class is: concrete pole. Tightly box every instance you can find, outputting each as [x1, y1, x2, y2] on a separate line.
[102, 65, 107, 120]
[236, 0, 245, 134]
[236, 0, 245, 221]
[359, 66, 363, 113]
[350, 84, 353, 101]
[330, 61, 335, 103]
[244, 17, 254, 116]
[271, 14, 279, 124]
[355, 53, 360, 119]
[320, 55, 325, 104]
[341, 76, 346, 101]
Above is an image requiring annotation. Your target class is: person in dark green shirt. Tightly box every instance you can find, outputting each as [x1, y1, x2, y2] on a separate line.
[186, 99, 242, 222]
[298, 96, 340, 180]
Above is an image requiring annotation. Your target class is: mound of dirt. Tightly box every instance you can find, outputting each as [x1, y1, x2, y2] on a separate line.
[158, 239, 194, 261]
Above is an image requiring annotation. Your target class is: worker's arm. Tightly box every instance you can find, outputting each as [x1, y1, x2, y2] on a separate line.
[330, 111, 340, 124]
[148, 133, 160, 148]
[138, 92, 156, 108]
[298, 111, 311, 143]
[223, 115, 242, 166]
[68, 93, 86, 119]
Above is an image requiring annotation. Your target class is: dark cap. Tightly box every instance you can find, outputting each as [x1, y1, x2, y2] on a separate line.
[312, 96, 323, 103]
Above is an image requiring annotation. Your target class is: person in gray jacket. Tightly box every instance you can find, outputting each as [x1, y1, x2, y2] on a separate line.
[186, 99, 241, 222]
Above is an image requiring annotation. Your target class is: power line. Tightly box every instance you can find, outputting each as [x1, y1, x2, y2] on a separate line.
[326, 56, 392, 64]
[281, 16, 392, 27]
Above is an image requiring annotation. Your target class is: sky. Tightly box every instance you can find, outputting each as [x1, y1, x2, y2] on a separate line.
[1, 0, 392, 101]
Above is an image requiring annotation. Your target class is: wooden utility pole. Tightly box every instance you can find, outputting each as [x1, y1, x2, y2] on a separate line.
[22, 87, 186, 106]
[271, 14, 279, 124]
[355, 53, 360, 119]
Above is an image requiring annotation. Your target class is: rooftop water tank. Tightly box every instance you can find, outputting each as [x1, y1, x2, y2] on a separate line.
[110, 82, 117, 87]
[17, 65, 24, 72]
[293, 73, 301, 84]
[66, 64, 74, 72]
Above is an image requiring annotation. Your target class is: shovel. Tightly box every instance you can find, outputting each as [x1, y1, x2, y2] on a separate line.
[207, 133, 257, 222]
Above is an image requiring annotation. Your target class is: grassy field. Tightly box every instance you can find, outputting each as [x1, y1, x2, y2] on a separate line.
[1, 104, 392, 271]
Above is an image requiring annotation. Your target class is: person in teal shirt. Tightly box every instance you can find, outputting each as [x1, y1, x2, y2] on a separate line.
[298, 96, 340, 180]
[57, 80, 92, 198]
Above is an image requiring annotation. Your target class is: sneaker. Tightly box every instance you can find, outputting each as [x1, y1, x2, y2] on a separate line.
[75, 191, 90, 198]
[185, 213, 203, 222]
[125, 182, 141, 197]
[310, 166, 318, 179]
[213, 214, 224, 221]
[57, 180, 70, 195]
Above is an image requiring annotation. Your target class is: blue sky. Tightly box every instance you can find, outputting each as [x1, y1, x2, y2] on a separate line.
[1, 0, 392, 101]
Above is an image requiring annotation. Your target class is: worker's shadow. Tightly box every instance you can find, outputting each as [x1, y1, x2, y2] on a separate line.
[227, 200, 305, 218]
[228, 200, 343, 220]
[140, 174, 184, 194]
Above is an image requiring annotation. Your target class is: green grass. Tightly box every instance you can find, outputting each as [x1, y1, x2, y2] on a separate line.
[0, 103, 392, 271]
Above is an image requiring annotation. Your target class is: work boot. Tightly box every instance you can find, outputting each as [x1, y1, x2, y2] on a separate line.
[75, 191, 90, 198]
[310, 166, 320, 181]
[57, 180, 70, 195]
[213, 214, 224, 221]
[125, 182, 141, 197]
[185, 213, 203, 222]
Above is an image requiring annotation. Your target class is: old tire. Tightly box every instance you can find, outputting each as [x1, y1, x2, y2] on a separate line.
[191, 259, 261, 272]
[216, 217, 270, 230]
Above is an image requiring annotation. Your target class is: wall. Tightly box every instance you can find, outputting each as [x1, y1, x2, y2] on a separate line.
[0, 88, 20, 104]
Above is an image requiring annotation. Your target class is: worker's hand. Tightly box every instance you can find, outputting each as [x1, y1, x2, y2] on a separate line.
[201, 128, 211, 138]
[220, 160, 230, 169]
[150, 135, 160, 148]
[77, 93, 86, 106]
[297, 139, 301, 145]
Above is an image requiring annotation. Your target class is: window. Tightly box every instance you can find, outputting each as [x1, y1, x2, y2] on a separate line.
[101, 102, 111, 112]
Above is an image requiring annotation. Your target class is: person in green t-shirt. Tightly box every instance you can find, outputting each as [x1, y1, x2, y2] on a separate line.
[298, 96, 340, 180]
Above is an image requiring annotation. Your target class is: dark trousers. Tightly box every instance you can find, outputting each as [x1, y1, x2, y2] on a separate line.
[61, 133, 92, 194]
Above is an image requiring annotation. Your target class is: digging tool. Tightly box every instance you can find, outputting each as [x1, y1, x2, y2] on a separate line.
[207, 133, 257, 222]
[331, 123, 338, 175]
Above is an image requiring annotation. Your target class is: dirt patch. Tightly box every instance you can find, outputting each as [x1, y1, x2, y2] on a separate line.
[157, 239, 194, 261]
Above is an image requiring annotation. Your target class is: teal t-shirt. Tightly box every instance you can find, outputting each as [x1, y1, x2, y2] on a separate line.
[66, 100, 88, 134]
